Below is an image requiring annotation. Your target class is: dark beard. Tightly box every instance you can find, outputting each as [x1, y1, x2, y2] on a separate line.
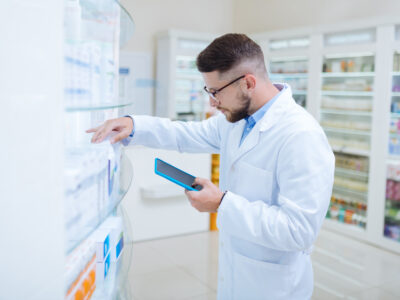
[226, 92, 251, 123]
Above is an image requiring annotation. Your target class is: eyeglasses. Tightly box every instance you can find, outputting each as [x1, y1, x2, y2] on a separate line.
[203, 75, 245, 100]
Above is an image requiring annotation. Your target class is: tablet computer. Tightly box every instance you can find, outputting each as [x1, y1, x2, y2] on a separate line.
[154, 158, 203, 191]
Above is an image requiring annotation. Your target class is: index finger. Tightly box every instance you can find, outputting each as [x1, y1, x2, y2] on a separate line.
[86, 126, 101, 133]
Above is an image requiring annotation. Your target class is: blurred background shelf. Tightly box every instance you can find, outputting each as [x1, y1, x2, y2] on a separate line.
[65, 102, 134, 112]
[321, 72, 375, 77]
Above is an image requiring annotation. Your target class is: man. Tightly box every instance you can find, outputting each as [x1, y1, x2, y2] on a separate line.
[87, 34, 335, 299]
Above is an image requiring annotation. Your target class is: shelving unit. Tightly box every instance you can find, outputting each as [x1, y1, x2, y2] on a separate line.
[1, 1, 135, 299]
[156, 30, 217, 121]
[252, 21, 400, 254]
[319, 29, 376, 233]
[251, 32, 312, 109]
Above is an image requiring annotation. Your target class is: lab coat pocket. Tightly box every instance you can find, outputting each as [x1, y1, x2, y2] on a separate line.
[234, 161, 273, 202]
[232, 251, 294, 300]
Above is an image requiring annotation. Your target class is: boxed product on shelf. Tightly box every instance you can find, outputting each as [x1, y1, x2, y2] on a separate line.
[65, 237, 97, 300]
[322, 56, 374, 73]
[269, 60, 308, 74]
[388, 136, 400, 156]
[321, 114, 371, 131]
[392, 75, 400, 92]
[387, 160, 400, 181]
[322, 78, 373, 91]
[393, 52, 400, 72]
[326, 195, 367, 228]
[321, 96, 372, 111]
[100, 216, 124, 262]
[335, 153, 369, 172]
[334, 176, 368, 192]
[327, 133, 370, 151]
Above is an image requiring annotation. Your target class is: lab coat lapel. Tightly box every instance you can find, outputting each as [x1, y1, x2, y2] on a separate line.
[230, 123, 261, 165]
[229, 84, 293, 166]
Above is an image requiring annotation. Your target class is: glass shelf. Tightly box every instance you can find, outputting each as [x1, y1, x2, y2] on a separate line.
[65, 102, 134, 112]
[392, 92, 400, 97]
[321, 91, 374, 97]
[321, 109, 372, 116]
[66, 153, 133, 254]
[393, 72, 400, 76]
[270, 73, 308, 78]
[333, 185, 368, 199]
[331, 145, 370, 157]
[335, 167, 369, 179]
[323, 126, 371, 136]
[292, 90, 307, 95]
[118, 1, 135, 48]
[321, 72, 375, 78]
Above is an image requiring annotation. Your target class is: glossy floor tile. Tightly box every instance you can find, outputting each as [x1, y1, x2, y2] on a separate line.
[126, 229, 400, 300]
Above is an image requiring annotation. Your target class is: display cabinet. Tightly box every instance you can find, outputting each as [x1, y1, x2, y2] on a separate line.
[384, 25, 400, 246]
[1, 1, 135, 299]
[250, 21, 400, 254]
[155, 30, 217, 121]
[253, 31, 313, 109]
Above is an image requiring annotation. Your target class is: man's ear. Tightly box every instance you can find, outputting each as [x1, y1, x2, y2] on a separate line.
[243, 74, 257, 93]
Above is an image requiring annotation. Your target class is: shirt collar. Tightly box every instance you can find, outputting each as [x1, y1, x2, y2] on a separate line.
[245, 84, 286, 126]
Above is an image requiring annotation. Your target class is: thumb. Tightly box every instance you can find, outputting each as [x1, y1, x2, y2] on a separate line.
[110, 129, 130, 144]
[192, 177, 208, 186]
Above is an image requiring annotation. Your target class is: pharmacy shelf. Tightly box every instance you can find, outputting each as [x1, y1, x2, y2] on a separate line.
[321, 91, 374, 97]
[323, 218, 366, 239]
[335, 167, 369, 178]
[331, 146, 370, 157]
[333, 185, 368, 199]
[66, 154, 133, 254]
[390, 113, 400, 118]
[65, 102, 134, 112]
[321, 72, 375, 78]
[387, 154, 400, 161]
[323, 126, 371, 136]
[292, 90, 307, 95]
[91, 245, 133, 299]
[119, 0, 135, 48]
[270, 73, 308, 78]
[392, 72, 400, 76]
[320, 109, 372, 116]
[392, 92, 400, 97]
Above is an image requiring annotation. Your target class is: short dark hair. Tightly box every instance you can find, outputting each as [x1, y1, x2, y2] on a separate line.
[196, 33, 266, 74]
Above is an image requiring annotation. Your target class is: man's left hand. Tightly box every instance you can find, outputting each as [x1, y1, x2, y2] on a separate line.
[185, 177, 224, 213]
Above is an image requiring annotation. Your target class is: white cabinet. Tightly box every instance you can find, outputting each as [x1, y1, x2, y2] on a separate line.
[1, 1, 135, 299]
[252, 22, 400, 254]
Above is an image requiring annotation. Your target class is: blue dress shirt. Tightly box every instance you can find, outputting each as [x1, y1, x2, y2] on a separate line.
[239, 87, 285, 146]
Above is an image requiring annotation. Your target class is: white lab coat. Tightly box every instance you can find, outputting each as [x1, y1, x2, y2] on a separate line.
[126, 84, 335, 299]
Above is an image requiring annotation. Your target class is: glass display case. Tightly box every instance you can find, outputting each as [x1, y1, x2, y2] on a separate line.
[269, 58, 308, 107]
[63, 1, 135, 299]
[384, 46, 400, 243]
[264, 36, 310, 108]
[320, 29, 376, 231]
[156, 32, 213, 121]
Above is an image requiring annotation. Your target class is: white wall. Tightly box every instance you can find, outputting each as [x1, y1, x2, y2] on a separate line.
[233, 0, 400, 34]
[120, 0, 233, 53]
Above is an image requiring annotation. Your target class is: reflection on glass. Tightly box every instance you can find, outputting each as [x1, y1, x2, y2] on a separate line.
[324, 28, 375, 46]
[269, 58, 308, 107]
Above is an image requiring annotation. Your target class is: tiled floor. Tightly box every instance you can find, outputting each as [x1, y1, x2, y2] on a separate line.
[127, 229, 400, 300]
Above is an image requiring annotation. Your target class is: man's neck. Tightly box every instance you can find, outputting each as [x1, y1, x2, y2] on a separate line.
[248, 82, 280, 115]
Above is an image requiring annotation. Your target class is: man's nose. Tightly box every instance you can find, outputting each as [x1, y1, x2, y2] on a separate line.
[209, 97, 218, 107]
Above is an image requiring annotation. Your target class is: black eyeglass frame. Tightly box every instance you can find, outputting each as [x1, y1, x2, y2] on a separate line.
[203, 75, 246, 99]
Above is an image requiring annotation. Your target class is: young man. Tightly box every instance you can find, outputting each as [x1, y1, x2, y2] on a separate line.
[87, 34, 335, 299]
